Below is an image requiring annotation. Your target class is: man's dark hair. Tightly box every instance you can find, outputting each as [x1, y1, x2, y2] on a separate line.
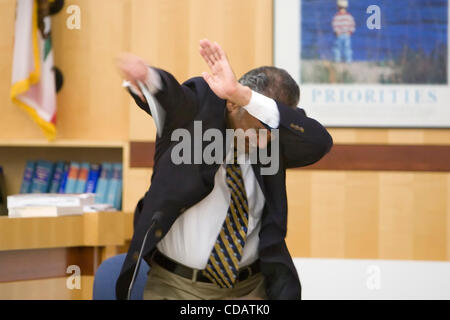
[239, 66, 300, 108]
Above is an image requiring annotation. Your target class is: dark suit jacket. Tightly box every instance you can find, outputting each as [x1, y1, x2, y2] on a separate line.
[115, 68, 333, 300]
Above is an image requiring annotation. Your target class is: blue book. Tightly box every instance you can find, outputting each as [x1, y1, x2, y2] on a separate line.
[95, 162, 113, 204]
[85, 163, 101, 193]
[48, 161, 66, 193]
[64, 162, 80, 194]
[74, 162, 90, 194]
[58, 162, 70, 193]
[30, 160, 54, 193]
[114, 178, 123, 210]
[20, 161, 36, 194]
[106, 163, 122, 210]
[114, 164, 123, 210]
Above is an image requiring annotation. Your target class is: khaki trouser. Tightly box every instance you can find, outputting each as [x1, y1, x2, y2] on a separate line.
[143, 262, 267, 300]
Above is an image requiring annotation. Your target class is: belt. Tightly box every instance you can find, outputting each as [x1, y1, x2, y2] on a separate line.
[148, 250, 261, 285]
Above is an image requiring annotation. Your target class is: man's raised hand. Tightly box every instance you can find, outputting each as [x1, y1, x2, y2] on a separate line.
[199, 39, 252, 107]
[116, 53, 149, 101]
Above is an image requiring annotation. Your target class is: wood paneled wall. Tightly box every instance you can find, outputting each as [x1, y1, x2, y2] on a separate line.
[286, 170, 450, 261]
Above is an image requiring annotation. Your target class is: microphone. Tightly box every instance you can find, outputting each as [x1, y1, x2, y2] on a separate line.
[126, 211, 164, 300]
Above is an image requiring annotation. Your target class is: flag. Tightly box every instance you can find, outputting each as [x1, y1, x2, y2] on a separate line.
[10, 0, 57, 140]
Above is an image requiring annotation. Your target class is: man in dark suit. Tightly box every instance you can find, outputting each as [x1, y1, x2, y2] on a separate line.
[115, 39, 333, 300]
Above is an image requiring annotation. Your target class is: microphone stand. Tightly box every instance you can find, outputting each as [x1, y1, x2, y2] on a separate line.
[126, 211, 163, 300]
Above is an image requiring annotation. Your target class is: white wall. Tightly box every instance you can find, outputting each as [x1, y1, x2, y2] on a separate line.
[294, 258, 450, 300]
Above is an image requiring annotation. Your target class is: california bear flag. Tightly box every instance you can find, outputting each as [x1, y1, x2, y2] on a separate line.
[11, 0, 57, 140]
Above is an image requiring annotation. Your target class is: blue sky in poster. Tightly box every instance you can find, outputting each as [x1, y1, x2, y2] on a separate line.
[301, 0, 448, 61]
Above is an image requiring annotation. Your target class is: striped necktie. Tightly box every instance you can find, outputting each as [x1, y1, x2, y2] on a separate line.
[202, 149, 249, 288]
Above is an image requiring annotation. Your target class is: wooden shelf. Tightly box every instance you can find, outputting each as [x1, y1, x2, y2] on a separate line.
[0, 139, 125, 148]
[0, 212, 134, 251]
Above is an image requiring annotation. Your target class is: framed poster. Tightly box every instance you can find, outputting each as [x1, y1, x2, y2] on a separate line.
[274, 0, 450, 127]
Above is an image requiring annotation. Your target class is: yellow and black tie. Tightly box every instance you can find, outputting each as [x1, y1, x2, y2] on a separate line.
[202, 149, 249, 288]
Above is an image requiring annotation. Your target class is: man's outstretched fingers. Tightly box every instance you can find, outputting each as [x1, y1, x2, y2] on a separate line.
[201, 39, 218, 63]
[200, 40, 217, 67]
[200, 47, 214, 68]
[218, 43, 227, 61]
[212, 42, 223, 61]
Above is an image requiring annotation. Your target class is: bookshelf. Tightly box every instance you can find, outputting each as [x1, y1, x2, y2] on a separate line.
[0, 141, 126, 206]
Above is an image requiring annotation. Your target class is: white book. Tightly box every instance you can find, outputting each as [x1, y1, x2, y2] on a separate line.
[7, 193, 95, 209]
[137, 80, 166, 138]
[8, 206, 84, 218]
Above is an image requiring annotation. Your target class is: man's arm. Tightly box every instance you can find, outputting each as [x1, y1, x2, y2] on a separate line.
[277, 103, 333, 168]
[117, 54, 199, 135]
[199, 39, 332, 168]
[239, 91, 332, 168]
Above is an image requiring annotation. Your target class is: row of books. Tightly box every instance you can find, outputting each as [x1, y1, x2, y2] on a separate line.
[20, 161, 123, 210]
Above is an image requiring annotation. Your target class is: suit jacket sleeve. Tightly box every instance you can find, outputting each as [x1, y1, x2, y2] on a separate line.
[127, 68, 199, 136]
[277, 102, 333, 168]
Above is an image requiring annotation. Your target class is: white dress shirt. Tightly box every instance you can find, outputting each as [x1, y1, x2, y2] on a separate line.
[125, 68, 280, 269]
